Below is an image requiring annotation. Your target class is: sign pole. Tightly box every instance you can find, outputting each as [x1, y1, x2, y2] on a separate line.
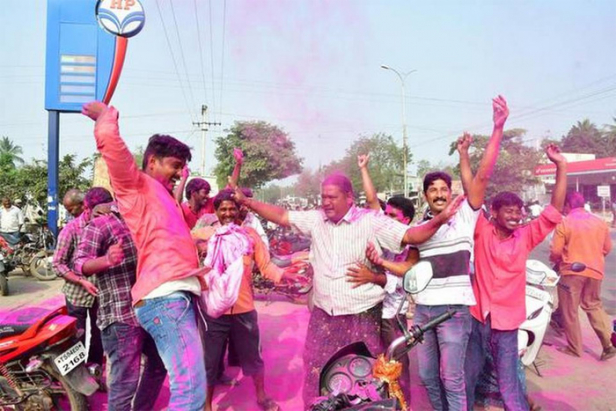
[47, 110, 60, 238]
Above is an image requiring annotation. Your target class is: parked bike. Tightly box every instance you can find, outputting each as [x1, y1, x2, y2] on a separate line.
[310, 261, 453, 411]
[0, 222, 56, 292]
[0, 306, 99, 409]
[268, 226, 311, 256]
[253, 250, 313, 305]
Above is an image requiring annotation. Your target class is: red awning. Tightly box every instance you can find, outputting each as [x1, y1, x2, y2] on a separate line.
[534, 157, 616, 176]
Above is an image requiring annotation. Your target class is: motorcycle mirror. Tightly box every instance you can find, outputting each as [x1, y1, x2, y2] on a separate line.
[403, 260, 433, 294]
[570, 262, 586, 273]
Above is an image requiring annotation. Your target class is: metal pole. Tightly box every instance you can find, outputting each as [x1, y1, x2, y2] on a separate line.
[381, 65, 416, 197]
[400, 78, 408, 198]
[200, 105, 207, 176]
[47, 110, 60, 238]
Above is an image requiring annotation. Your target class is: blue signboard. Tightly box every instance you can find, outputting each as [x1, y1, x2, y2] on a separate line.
[45, 0, 120, 112]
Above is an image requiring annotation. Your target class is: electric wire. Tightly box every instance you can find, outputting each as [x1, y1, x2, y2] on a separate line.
[193, 0, 209, 108]
[169, 0, 198, 117]
[217, 0, 227, 130]
[208, 0, 218, 119]
[154, 0, 196, 123]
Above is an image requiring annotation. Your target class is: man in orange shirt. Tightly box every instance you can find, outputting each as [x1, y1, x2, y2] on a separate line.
[550, 191, 615, 361]
[201, 189, 292, 411]
[465, 144, 567, 410]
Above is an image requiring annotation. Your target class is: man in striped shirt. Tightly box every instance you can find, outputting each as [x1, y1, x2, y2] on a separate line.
[232, 174, 463, 408]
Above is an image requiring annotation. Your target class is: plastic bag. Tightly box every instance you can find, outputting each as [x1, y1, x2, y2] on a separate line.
[200, 224, 253, 318]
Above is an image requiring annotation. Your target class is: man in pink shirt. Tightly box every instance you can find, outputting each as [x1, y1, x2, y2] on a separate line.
[465, 144, 567, 410]
[82, 102, 207, 410]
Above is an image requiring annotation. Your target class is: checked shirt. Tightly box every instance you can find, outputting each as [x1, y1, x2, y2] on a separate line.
[74, 213, 139, 331]
[52, 213, 96, 307]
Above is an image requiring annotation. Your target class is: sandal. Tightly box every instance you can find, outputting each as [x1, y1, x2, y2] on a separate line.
[557, 346, 581, 358]
[257, 397, 281, 411]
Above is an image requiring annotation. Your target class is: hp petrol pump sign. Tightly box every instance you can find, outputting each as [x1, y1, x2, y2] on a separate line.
[96, 0, 146, 38]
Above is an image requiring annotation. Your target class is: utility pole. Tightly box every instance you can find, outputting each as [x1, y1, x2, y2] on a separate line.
[381, 65, 416, 197]
[192, 105, 221, 176]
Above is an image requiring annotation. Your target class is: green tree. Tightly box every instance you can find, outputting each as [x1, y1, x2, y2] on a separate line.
[560, 119, 607, 157]
[293, 167, 323, 202]
[0, 136, 24, 167]
[213, 121, 303, 189]
[602, 117, 616, 157]
[415, 159, 458, 179]
[321, 133, 407, 195]
[448, 128, 542, 200]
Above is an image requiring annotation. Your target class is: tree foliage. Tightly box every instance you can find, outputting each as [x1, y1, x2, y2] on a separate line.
[320, 133, 407, 194]
[213, 121, 303, 189]
[560, 119, 608, 157]
[0, 137, 92, 207]
[448, 128, 542, 200]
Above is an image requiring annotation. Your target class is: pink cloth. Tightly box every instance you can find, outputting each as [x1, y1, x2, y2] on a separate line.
[93, 106, 202, 304]
[470, 205, 562, 330]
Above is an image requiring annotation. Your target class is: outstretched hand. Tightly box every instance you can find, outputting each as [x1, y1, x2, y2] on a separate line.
[181, 165, 190, 180]
[545, 144, 566, 165]
[233, 148, 244, 165]
[106, 239, 124, 267]
[365, 242, 384, 266]
[456, 132, 472, 154]
[439, 195, 466, 222]
[357, 154, 370, 169]
[492, 95, 509, 129]
[228, 177, 248, 204]
[81, 101, 108, 121]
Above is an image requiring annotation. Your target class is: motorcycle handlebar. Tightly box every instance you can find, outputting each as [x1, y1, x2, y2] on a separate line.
[412, 310, 456, 339]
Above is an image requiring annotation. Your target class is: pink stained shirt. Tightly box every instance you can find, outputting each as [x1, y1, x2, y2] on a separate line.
[93, 106, 203, 304]
[470, 205, 562, 330]
[181, 200, 214, 229]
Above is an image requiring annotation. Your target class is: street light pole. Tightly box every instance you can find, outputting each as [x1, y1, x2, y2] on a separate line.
[381, 65, 416, 198]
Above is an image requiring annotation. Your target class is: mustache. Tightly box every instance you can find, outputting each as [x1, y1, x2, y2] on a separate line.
[433, 197, 448, 203]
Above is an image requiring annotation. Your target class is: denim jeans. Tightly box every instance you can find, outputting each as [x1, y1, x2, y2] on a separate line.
[66, 299, 104, 365]
[465, 316, 528, 411]
[415, 304, 472, 411]
[101, 322, 167, 411]
[134, 291, 207, 410]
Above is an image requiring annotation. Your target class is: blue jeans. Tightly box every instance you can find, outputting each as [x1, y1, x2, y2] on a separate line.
[465, 317, 528, 411]
[101, 322, 167, 411]
[415, 304, 472, 411]
[134, 292, 207, 410]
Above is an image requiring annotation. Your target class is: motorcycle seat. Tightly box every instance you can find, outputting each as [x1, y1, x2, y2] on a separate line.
[0, 324, 33, 339]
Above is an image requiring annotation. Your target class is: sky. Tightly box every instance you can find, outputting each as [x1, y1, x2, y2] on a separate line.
[1, 0, 616, 184]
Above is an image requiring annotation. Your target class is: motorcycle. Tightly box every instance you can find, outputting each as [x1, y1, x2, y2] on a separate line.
[0, 222, 56, 290]
[268, 226, 311, 256]
[311, 261, 454, 411]
[253, 250, 313, 305]
[0, 306, 99, 409]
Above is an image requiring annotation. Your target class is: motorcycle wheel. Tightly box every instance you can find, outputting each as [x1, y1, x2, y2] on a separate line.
[29, 252, 56, 281]
[42, 364, 89, 411]
[0, 273, 7, 296]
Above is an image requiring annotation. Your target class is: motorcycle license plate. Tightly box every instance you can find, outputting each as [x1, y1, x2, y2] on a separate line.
[54, 341, 87, 376]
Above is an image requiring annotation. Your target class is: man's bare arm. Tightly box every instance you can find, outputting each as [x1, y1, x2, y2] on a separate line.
[467, 96, 509, 210]
[402, 195, 465, 245]
[545, 144, 567, 212]
[232, 186, 290, 226]
[358, 154, 380, 211]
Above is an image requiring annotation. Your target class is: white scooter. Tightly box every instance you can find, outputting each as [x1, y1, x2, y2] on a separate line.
[518, 260, 585, 375]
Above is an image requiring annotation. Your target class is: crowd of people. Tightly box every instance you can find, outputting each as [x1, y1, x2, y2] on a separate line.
[47, 96, 615, 411]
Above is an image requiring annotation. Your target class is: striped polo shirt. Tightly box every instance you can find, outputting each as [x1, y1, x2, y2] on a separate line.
[414, 199, 479, 306]
[289, 206, 408, 316]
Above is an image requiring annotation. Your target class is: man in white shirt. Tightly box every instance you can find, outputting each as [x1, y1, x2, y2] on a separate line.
[0, 197, 24, 245]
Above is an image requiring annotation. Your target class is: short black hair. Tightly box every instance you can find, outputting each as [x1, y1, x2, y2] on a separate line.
[423, 171, 452, 193]
[213, 188, 238, 210]
[185, 178, 211, 200]
[387, 196, 415, 221]
[241, 187, 254, 198]
[491, 191, 524, 211]
[142, 134, 192, 170]
[84, 187, 113, 210]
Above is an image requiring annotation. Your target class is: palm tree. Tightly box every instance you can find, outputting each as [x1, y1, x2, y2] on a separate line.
[0, 136, 24, 167]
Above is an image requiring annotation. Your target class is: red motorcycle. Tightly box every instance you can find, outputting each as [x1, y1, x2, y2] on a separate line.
[253, 250, 313, 305]
[0, 306, 99, 409]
